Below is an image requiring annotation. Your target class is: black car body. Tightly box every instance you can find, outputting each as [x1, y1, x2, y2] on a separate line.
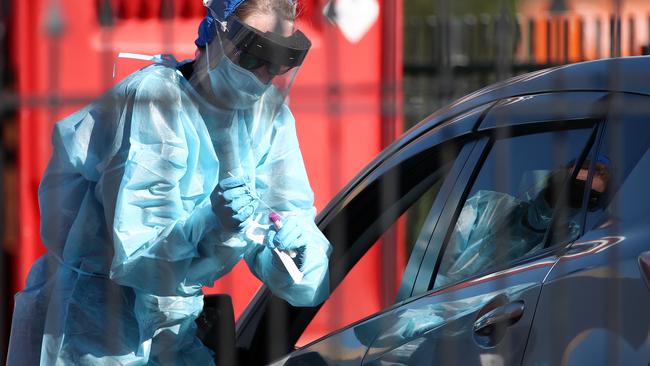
[231, 57, 650, 365]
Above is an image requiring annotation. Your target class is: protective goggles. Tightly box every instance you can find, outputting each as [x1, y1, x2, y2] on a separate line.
[225, 16, 311, 76]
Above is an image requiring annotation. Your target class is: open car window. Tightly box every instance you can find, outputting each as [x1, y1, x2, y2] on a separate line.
[433, 126, 596, 289]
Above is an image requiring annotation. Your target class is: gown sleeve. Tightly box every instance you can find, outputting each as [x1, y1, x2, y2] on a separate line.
[104, 71, 220, 296]
[243, 106, 332, 307]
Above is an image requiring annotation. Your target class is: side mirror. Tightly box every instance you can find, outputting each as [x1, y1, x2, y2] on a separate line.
[196, 294, 236, 366]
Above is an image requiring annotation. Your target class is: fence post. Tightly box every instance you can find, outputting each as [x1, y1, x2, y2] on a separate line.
[610, 14, 621, 57]
[628, 16, 635, 56]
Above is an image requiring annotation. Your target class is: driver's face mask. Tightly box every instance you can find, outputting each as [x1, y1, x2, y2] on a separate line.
[572, 178, 607, 212]
[536, 166, 607, 230]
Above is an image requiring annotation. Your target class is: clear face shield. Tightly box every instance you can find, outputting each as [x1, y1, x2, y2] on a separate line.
[190, 5, 310, 178]
[197, 8, 310, 109]
[185, 5, 315, 282]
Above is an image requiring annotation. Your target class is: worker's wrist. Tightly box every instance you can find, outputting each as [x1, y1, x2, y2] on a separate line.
[264, 248, 296, 286]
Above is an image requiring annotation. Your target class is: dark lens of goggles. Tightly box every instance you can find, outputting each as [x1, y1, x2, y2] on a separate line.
[238, 52, 265, 70]
[237, 51, 293, 76]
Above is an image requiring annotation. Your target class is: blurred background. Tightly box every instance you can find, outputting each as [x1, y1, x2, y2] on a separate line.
[1, 0, 649, 362]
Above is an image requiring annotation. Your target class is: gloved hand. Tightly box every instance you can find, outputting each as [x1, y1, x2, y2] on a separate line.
[263, 216, 306, 251]
[248, 214, 331, 305]
[211, 175, 259, 230]
[264, 216, 307, 269]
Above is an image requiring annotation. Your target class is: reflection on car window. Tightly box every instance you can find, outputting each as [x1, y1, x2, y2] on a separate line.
[434, 129, 593, 289]
[585, 111, 650, 230]
[297, 155, 455, 347]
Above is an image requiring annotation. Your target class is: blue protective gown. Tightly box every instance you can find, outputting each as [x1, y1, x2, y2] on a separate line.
[8, 63, 331, 365]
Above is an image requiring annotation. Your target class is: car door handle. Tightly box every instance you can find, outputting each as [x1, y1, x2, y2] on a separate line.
[473, 301, 525, 337]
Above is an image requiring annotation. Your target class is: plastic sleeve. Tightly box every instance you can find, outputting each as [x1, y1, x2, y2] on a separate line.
[105, 74, 219, 296]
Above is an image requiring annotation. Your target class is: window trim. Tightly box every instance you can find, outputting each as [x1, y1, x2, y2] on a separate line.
[579, 123, 607, 232]
[477, 91, 609, 132]
[394, 140, 479, 302]
[580, 92, 650, 233]
[410, 136, 491, 295]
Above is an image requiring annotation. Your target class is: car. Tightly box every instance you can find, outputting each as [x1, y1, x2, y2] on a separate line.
[198, 56, 650, 366]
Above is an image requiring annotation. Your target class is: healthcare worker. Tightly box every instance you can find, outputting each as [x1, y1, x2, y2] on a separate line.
[8, 0, 331, 364]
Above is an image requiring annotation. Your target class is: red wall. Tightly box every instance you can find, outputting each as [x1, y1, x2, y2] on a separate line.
[11, 0, 402, 332]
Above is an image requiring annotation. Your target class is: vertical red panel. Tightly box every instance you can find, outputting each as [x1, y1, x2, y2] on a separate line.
[141, 0, 162, 19]
[293, 0, 403, 343]
[13, 0, 45, 294]
[379, 0, 404, 303]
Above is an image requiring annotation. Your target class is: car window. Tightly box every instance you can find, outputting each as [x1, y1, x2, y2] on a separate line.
[433, 128, 594, 289]
[297, 150, 457, 346]
[584, 98, 650, 229]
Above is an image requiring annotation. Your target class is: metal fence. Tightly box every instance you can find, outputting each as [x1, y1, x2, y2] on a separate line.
[1, 0, 650, 365]
[403, 11, 650, 126]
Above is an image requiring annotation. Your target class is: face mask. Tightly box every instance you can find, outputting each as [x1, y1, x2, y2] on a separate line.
[208, 55, 270, 110]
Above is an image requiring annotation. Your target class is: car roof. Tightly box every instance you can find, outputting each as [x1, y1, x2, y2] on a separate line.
[318, 56, 650, 222]
[409, 56, 650, 140]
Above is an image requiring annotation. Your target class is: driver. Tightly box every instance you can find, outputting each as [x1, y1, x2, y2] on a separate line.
[436, 156, 611, 287]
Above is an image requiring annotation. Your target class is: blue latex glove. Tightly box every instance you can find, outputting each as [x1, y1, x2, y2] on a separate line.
[248, 215, 331, 306]
[264, 216, 305, 250]
[211, 175, 259, 230]
[264, 216, 306, 269]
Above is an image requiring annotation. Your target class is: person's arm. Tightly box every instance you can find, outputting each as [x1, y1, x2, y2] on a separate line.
[102, 73, 219, 296]
[244, 106, 331, 307]
[439, 190, 522, 285]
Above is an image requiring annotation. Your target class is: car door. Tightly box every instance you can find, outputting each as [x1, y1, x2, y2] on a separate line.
[236, 104, 488, 366]
[522, 93, 650, 365]
[361, 92, 608, 365]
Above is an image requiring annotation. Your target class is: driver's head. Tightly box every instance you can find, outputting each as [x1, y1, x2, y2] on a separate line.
[581, 159, 611, 210]
[544, 156, 612, 210]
